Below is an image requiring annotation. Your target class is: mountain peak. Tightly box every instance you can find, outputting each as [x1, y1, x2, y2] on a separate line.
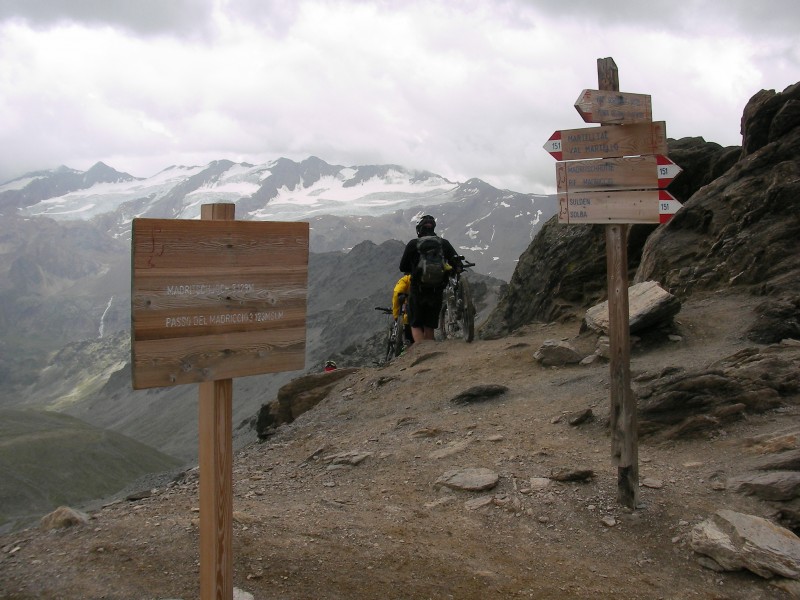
[83, 161, 139, 185]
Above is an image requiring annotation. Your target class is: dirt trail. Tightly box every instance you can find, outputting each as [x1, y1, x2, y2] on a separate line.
[1, 290, 798, 599]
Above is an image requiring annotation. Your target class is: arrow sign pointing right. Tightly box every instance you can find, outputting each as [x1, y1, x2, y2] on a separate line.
[659, 191, 683, 224]
[656, 155, 682, 188]
[558, 189, 683, 224]
[556, 155, 682, 193]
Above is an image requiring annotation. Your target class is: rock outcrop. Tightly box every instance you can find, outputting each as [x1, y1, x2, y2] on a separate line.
[255, 368, 358, 438]
[634, 342, 800, 439]
[636, 83, 800, 301]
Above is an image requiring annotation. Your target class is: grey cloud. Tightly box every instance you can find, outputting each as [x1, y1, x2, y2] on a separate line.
[522, 0, 800, 36]
[0, 0, 216, 37]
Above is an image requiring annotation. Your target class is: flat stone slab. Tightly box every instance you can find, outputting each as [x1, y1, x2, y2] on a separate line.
[436, 468, 499, 492]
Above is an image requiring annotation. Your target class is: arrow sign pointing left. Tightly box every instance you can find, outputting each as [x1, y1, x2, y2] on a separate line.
[543, 122, 667, 161]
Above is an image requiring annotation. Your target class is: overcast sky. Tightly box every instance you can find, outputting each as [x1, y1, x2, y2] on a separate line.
[1, 1, 797, 194]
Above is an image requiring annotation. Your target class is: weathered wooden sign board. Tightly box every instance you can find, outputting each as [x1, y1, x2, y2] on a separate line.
[558, 189, 680, 224]
[556, 154, 681, 193]
[543, 121, 667, 161]
[574, 89, 652, 124]
[131, 218, 309, 389]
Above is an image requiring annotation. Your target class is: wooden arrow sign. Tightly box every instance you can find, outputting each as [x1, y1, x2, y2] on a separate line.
[574, 89, 652, 124]
[544, 121, 667, 161]
[558, 189, 682, 224]
[556, 155, 682, 193]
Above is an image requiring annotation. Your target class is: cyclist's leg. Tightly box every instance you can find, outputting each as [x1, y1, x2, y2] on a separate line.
[420, 289, 441, 340]
[408, 285, 427, 343]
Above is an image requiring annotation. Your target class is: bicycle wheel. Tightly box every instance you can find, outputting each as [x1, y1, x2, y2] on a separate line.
[437, 298, 448, 340]
[393, 320, 404, 357]
[458, 276, 475, 342]
[385, 326, 397, 364]
[439, 283, 460, 340]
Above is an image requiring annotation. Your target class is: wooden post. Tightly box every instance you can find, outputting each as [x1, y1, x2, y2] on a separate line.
[199, 202, 235, 600]
[598, 57, 639, 509]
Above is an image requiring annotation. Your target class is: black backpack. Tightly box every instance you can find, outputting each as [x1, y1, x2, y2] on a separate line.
[415, 236, 447, 287]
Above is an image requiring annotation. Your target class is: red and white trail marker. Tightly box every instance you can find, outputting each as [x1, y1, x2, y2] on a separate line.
[656, 155, 682, 188]
[659, 193, 683, 224]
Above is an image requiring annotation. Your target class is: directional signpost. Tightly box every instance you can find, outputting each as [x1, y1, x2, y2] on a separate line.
[543, 57, 684, 509]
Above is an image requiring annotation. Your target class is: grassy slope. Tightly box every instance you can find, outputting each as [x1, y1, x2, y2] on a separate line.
[0, 408, 183, 532]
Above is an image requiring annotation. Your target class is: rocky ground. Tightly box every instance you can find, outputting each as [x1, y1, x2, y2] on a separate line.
[1, 289, 799, 599]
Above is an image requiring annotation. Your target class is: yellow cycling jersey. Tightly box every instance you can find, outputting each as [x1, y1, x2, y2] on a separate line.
[392, 274, 411, 322]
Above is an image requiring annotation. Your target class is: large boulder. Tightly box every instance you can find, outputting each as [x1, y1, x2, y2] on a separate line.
[583, 281, 681, 334]
[691, 510, 800, 579]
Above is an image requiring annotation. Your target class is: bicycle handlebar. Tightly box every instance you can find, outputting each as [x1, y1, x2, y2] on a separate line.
[374, 306, 392, 314]
[455, 255, 476, 269]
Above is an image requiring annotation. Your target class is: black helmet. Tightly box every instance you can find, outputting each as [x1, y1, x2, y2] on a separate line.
[415, 214, 436, 237]
[325, 360, 336, 368]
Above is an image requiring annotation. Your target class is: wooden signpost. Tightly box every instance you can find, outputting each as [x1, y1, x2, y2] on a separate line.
[544, 58, 683, 508]
[131, 204, 309, 599]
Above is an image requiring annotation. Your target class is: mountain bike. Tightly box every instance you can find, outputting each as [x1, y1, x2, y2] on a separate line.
[438, 257, 476, 343]
[374, 297, 409, 364]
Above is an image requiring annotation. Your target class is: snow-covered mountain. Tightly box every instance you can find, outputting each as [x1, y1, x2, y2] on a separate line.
[0, 156, 557, 280]
[3, 156, 457, 226]
[0, 154, 558, 467]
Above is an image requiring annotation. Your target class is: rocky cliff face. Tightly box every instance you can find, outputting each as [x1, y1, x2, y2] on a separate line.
[480, 82, 800, 339]
[636, 83, 800, 297]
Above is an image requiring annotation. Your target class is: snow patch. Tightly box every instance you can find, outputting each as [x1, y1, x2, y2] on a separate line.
[0, 176, 43, 192]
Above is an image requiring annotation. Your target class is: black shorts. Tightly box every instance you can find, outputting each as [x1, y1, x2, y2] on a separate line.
[408, 285, 443, 329]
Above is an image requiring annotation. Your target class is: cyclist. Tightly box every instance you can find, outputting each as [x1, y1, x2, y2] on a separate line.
[392, 274, 414, 348]
[323, 360, 337, 372]
[398, 215, 462, 343]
